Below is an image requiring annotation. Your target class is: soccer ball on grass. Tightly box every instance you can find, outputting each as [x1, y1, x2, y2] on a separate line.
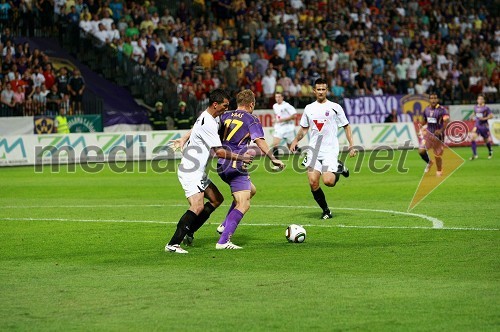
[285, 224, 306, 243]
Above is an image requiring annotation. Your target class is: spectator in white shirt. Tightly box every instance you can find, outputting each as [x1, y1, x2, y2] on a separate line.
[415, 78, 427, 94]
[274, 38, 287, 59]
[407, 57, 421, 82]
[446, 39, 459, 56]
[262, 68, 277, 98]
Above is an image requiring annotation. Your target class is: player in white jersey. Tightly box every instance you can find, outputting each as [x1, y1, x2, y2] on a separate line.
[270, 92, 298, 169]
[290, 78, 357, 219]
[165, 89, 253, 254]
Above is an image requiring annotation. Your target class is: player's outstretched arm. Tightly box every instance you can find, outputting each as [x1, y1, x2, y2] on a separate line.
[343, 124, 358, 158]
[255, 138, 285, 169]
[170, 129, 192, 151]
[290, 126, 308, 152]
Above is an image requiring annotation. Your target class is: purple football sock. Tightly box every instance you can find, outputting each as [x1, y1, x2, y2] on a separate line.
[221, 201, 236, 228]
[471, 141, 477, 155]
[217, 209, 244, 244]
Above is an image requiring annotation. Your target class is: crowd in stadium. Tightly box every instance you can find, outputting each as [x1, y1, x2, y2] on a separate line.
[0, 0, 499, 118]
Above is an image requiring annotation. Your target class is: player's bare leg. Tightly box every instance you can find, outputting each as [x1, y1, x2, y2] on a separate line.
[435, 155, 443, 176]
[420, 147, 433, 172]
[323, 172, 337, 187]
[271, 137, 282, 170]
[308, 169, 332, 219]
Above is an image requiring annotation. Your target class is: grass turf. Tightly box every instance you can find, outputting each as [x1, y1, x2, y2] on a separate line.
[0, 147, 498, 331]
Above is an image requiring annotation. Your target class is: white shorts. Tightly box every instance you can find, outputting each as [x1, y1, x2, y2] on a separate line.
[303, 150, 339, 174]
[273, 126, 295, 144]
[178, 170, 212, 198]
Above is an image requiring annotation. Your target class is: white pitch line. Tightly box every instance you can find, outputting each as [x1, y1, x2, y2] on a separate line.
[0, 204, 444, 228]
[0, 217, 497, 231]
[251, 205, 445, 229]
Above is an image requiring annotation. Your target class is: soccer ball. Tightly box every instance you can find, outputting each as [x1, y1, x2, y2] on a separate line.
[285, 224, 306, 243]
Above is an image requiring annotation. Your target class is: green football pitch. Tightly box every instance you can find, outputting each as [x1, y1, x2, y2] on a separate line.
[1, 147, 498, 331]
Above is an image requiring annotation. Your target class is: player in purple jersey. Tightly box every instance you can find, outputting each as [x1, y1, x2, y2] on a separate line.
[165, 89, 254, 254]
[418, 92, 450, 176]
[215, 89, 284, 249]
[470, 95, 493, 160]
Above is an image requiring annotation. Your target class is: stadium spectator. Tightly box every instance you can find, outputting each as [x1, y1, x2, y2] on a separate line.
[67, 68, 85, 114]
[1, 0, 499, 120]
[55, 106, 70, 134]
[385, 109, 398, 123]
[173, 101, 194, 130]
[46, 84, 62, 115]
[1, 82, 16, 115]
[149, 101, 167, 130]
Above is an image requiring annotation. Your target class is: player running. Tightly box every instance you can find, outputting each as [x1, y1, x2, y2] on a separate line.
[418, 92, 450, 176]
[470, 94, 493, 160]
[290, 78, 357, 220]
[270, 92, 298, 168]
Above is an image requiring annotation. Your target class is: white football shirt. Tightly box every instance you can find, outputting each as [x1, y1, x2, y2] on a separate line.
[273, 101, 297, 132]
[179, 110, 222, 173]
[300, 99, 349, 157]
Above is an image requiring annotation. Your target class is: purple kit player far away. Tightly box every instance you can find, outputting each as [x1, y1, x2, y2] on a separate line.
[418, 92, 450, 176]
[470, 95, 494, 160]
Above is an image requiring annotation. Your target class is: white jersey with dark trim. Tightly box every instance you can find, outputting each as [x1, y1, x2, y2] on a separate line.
[273, 101, 297, 132]
[300, 100, 349, 157]
[179, 110, 221, 173]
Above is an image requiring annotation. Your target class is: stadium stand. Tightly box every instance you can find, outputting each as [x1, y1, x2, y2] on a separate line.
[1, 0, 499, 129]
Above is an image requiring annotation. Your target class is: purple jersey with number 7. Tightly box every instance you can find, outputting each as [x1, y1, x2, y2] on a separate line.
[218, 110, 265, 170]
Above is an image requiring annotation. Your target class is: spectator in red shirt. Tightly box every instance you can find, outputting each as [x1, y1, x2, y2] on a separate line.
[43, 63, 56, 90]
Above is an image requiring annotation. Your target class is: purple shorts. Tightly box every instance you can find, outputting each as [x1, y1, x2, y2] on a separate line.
[419, 130, 444, 156]
[475, 126, 490, 139]
[217, 163, 251, 193]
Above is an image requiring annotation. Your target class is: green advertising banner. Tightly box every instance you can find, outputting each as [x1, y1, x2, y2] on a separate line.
[67, 115, 103, 133]
[34, 115, 103, 133]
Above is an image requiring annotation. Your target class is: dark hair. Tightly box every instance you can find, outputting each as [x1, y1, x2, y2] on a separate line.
[314, 78, 328, 86]
[209, 88, 230, 105]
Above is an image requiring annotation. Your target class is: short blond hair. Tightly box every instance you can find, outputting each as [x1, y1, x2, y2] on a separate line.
[236, 89, 255, 107]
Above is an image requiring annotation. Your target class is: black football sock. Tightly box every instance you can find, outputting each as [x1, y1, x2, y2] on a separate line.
[272, 147, 280, 158]
[333, 172, 341, 186]
[312, 188, 329, 212]
[189, 202, 216, 234]
[486, 143, 492, 154]
[420, 151, 430, 163]
[168, 210, 197, 245]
